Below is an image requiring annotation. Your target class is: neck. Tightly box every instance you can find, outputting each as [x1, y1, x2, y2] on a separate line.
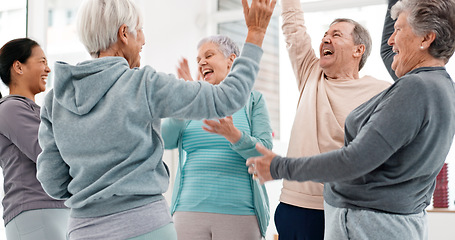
[324, 69, 359, 80]
[9, 87, 35, 102]
[414, 57, 446, 71]
[98, 44, 123, 59]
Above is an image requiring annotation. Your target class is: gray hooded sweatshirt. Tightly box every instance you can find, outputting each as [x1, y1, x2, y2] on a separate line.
[36, 43, 263, 218]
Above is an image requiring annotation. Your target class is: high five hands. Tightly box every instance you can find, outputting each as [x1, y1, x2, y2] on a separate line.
[242, 0, 277, 47]
[246, 143, 277, 184]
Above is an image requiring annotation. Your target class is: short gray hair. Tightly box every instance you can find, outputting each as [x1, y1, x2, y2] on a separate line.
[330, 18, 372, 71]
[391, 0, 455, 63]
[197, 35, 240, 58]
[77, 0, 144, 58]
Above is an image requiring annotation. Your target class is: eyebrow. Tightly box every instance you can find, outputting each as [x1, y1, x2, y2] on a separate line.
[324, 30, 343, 35]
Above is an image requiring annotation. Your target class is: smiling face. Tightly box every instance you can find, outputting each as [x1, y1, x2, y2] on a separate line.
[388, 12, 426, 78]
[197, 42, 235, 85]
[319, 22, 361, 78]
[21, 46, 50, 95]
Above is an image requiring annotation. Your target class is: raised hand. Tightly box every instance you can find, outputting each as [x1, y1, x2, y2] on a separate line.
[242, 0, 277, 47]
[176, 58, 194, 81]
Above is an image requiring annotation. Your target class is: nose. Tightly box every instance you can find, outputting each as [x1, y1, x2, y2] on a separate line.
[45, 65, 51, 73]
[387, 31, 396, 46]
[198, 58, 207, 67]
[322, 35, 331, 44]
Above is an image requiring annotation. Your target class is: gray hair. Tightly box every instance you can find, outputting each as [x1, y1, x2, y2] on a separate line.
[330, 18, 372, 71]
[77, 0, 144, 58]
[391, 0, 455, 63]
[197, 35, 240, 58]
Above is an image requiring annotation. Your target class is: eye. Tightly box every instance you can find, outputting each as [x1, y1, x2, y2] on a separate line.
[206, 54, 212, 59]
[334, 33, 341, 37]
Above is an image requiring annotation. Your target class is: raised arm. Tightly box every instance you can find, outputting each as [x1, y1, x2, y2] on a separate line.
[281, 0, 319, 91]
[381, 0, 399, 81]
[149, 0, 276, 120]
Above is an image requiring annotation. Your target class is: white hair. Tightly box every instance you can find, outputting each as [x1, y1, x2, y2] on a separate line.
[197, 35, 240, 58]
[77, 0, 144, 58]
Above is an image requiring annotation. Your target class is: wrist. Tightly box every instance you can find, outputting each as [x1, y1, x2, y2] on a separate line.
[246, 28, 266, 47]
[226, 129, 242, 144]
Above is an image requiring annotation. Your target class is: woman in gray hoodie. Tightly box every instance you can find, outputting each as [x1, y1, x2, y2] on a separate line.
[36, 0, 276, 239]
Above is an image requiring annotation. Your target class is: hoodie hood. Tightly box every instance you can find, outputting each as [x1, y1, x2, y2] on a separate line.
[53, 57, 129, 115]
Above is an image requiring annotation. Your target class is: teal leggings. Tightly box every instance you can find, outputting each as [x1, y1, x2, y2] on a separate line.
[5, 208, 70, 240]
[128, 223, 177, 240]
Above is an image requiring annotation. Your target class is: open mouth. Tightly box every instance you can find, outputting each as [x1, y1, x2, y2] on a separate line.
[202, 69, 214, 79]
[323, 49, 334, 56]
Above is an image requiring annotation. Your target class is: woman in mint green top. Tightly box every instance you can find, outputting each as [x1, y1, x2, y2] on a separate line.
[162, 35, 273, 240]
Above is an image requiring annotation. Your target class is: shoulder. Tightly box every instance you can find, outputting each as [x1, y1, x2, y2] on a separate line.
[251, 90, 263, 99]
[0, 96, 38, 126]
[0, 96, 34, 113]
[249, 90, 266, 106]
[361, 75, 393, 87]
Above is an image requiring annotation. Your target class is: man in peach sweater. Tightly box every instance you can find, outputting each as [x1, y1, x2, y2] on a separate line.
[276, 0, 391, 239]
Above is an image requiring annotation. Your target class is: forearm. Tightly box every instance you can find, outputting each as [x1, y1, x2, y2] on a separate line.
[231, 130, 273, 159]
[36, 151, 72, 199]
[281, 0, 318, 90]
[381, 0, 399, 80]
[150, 43, 262, 120]
[270, 127, 395, 183]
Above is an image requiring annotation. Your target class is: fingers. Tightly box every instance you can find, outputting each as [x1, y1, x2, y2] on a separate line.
[203, 119, 218, 128]
[177, 57, 193, 81]
[246, 157, 254, 168]
[242, 0, 249, 18]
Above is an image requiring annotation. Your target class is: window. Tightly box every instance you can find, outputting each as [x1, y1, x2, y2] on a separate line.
[217, 0, 281, 139]
[0, 1, 27, 97]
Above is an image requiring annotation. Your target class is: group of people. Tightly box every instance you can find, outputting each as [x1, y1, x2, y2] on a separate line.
[0, 0, 454, 239]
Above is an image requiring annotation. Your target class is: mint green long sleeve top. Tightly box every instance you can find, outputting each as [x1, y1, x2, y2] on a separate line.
[161, 90, 272, 237]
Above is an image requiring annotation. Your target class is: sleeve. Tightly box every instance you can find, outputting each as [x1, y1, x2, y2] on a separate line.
[161, 118, 188, 150]
[0, 100, 41, 162]
[381, 0, 399, 81]
[146, 43, 262, 120]
[271, 78, 425, 183]
[230, 93, 273, 159]
[281, 0, 320, 91]
[36, 95, 72, 199]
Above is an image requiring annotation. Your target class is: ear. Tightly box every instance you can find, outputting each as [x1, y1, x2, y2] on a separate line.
[227, 53, 236, 69]
[421, 31, 436, 50]
[118, 24, 129, 45]
[12, 60, 23, 75]
[353, 44, 365, 58]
